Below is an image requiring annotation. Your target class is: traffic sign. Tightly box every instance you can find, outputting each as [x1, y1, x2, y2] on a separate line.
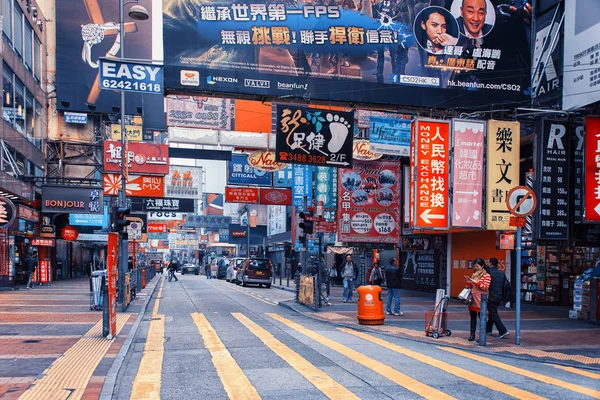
[506, 186, 537, 218]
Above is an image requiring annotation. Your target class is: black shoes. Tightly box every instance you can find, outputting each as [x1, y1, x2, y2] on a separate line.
[468, 333, 476, 341]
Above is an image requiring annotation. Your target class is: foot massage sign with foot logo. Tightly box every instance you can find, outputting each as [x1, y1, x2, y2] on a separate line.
[276, 106, 354, 168]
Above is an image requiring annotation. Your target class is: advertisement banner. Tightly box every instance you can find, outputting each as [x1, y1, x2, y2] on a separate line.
[148, 224, 167, 233]
[148, 212, 183, 220]
[274, 165, 293, 187]
[316, 167, 338, 210]
[412, 119, 450, 230]
[107, 232, 118, 337]
[337, 161, 401, 244]
[247, 150, 287, 172]
[563, 1, 600, 110]
[99, 58, 163, 94]
[143, 198, 195, 213]
[42, 186, 103, 215]
[104, 141, 169, 175]
[41, 225, 56, 239]
[259, 188, 292, 206]
[292, 165, 313, 210]
[70, 205, 109, 226]
[400, 249, 440, 293]
[267, 205, 286, 236]
[225, 187, 259, 203]
[531, 3, 562, 106]
[585, 116, 600, 221]
[165, 166, 202, 199]
[536, 120, 570, 240]
[451, 120, 485, 228]
[110, 124, 144, 142]
[185, 215, 232, 229]
[486, 120, 520, 230]
[18, 205, 39, 222]
[103, 174, 165, 197]
[228, 154, 273, 186]
[276, 106, 353, 168]
[39, 259, 51, 283]
[572, 121, 585, 223]
[369, 115, 412, 156]
[163, 1, 530, 109]
[166, 96, 234, 129]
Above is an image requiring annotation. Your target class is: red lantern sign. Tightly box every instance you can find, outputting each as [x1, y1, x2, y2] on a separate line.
[61, 226, 79, 241]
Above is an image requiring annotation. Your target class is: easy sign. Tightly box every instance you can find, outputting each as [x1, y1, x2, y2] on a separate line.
[99, 58, 163, 94]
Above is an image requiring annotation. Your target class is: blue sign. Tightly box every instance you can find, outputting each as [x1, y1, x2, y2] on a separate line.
[228, 154, 273, 186]
[274, 165, 293, 187]
[64, 112, 88, 125]
[70, 205, 109, 227]
[185, 215, 232, 229]
[292, 165, 313, 210]
[99, 58, 164, 94]
[369, 115, 412, 156]
[316, 167, 338, 210]
[219, 229, 230, 242]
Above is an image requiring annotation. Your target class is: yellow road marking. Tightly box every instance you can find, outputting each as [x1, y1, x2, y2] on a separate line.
[130, 278, 165, 400]
[227, 284, 277, 306]
[267, 313, 454, 400]
[440, 347, 600, 399]
[18, 314, 130, 400]
[233, 313, 358, 400]
[192, 313, 261, 400]
[550, 365, 600, 380]
[340, 328, 545, 400]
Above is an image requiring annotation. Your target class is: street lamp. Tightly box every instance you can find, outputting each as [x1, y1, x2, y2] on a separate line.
[118, 0, 148, 311]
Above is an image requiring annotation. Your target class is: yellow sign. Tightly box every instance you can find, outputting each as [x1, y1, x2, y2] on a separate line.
[110, 124, 143, 142]
[486, 120, 520, 231]
[299, 275, 314, 306]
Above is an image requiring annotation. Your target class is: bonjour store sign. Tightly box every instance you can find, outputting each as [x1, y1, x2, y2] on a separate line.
[42, 186, 104, 215]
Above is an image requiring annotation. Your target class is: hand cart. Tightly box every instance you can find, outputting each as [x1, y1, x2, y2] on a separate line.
[425, 295, 452, 339]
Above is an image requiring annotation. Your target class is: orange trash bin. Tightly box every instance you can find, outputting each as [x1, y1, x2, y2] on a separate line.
[357, 285, 385, 325]
[141, 269, 146, 289]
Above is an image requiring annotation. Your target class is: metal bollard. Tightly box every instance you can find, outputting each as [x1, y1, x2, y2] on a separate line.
[294, 272, 300, 302]
[102, 278, 109, 338]
[479, 293, 488, 346]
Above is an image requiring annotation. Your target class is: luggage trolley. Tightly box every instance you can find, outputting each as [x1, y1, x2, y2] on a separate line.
[425, 296, 452, 339]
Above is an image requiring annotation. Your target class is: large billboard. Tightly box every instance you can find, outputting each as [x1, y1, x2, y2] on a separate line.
[163, 0, 530, 108]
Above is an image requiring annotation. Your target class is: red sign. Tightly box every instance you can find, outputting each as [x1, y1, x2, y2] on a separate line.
[315, 220, 336, 233]
[38, 259, 51, 283]
[61, 226, 79, 241]
[31, 239, 55, 247]
[199, 234, 209, 242]
[248, 151, 287, 172]
[225, 186, 259, 203]
[337, 161, 401, 243]
[259, 188, 292, 206]
[509, 216, 526, 227]
[148, 223, 167, 233]
[231, 230, 247, 238]
[104, 140, 169, 175]
[451, 120, 485, 228]
[413, 119, 450, 229]
[585, 116, 600, 221]
[18, 205, 39, 222]
[103, 174, 165, 197]
[107, 232, 118, 337]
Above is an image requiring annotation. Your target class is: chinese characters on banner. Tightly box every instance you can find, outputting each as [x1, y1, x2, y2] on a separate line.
[107, 232, 118, 337]
[585, 116, 600, 221]
[165, 166, 202, 199]
[292, 165, 313, 210]
[276, 106, 353, 168]
[572, 121, 585, 223]
[486, 120, 520, 230]
[412, 119, 450, 229]
[337, 161, 401, 244]
[536, 120, 570, 240]
[228, 154, 273, 186]
[103, 141, 170, 175]
[451, 120, 485, 228]
[166, 95, 234, 130]
[102, 174, 165, 197]
[274, 165, 293, 187]
[225, 186, 259, 203]
[316, 166, 338, 210]
[38, 259, 51, 283]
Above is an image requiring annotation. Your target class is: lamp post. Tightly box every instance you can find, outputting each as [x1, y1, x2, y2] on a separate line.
[118, 0, 148, 311]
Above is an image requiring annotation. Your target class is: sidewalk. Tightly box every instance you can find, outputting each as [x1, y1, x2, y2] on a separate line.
[0, 277, 159, 399]
[278, 282, 600, 369]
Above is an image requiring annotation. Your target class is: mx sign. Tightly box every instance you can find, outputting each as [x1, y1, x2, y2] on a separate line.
[99, 58, 163, 94]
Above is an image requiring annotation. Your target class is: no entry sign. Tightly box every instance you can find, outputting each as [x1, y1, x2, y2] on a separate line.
[506, 186, 537, 218]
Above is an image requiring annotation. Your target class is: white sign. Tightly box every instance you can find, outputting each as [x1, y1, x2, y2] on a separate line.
[127, 221, 142, 240]
[147, 212, 184, 220]
[77, 233, 108, 242]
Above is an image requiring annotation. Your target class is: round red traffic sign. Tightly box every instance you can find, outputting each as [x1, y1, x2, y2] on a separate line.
[506, 186, 537, 218]
[61, 226, 79, 241]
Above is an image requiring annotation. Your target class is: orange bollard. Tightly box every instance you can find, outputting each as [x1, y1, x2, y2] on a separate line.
[142, 269, 146, 289]
[357, 285, 385, 325]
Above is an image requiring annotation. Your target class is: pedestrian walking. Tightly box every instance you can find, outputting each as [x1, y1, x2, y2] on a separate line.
[466, 258, 491, 341]
[486, 257, 510, 339]
[384, 258, 402, 316]
[168, 259, 179, 282]
[24, 252, 38, 289]
[204, 262, 211, 279]
[327, 262, 338, 296]
[369, 261, 386, 287]
[320, 261, 332, 306]
[341, 255, 358, 303]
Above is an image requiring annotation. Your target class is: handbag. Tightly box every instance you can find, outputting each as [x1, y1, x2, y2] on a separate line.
[458, 287, 471, 300]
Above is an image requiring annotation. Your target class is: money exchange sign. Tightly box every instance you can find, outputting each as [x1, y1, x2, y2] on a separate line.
[412, 119, 450, 229]
[486, 120, 520, 230]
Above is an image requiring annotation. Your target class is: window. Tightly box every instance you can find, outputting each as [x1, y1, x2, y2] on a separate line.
[33, 38, 41, 81]
[2, 65, 14, 125]
[2, 0, 12, 43]
[13, 2, 23, 58]
[34, 101, 42, 150]
[25, 91, 34, 142]
[24, 21, 33, 71]
[14, 78, 24, 134]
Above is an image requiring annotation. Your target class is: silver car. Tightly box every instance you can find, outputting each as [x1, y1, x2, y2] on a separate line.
[180, 263, 200, 275]
[226, 258, 246, 283]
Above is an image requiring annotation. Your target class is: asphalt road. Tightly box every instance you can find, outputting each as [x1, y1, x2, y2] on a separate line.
[113, 274, 600, 400]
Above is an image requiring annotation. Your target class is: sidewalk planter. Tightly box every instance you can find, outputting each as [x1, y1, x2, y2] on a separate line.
[357, 285, 384, 325]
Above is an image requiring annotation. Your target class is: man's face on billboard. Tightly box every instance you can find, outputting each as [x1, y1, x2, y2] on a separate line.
[421, 12, 447, 43]
[461, 0, 487, 38]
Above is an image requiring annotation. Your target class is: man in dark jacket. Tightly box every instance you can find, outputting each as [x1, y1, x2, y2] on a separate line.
[24, 252, 38, 289]
[384, 258, 402, 316]
[486, 257, 509, 338]
[341, 255, 359, 303]
[168, 259, 179, 282]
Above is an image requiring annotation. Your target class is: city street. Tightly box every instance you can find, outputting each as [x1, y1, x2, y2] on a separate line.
[111, 275, 600, 400]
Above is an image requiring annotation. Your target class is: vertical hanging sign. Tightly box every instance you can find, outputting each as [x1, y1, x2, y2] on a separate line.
[451, 120, 485, 228]
[107, 232, 118, 338]
[536, 120, 570, 240]
[412, 119, 450, 229]
[486, 120, 520, 230]
[571, 121, 585, 223]
[585, 116, 600, 221]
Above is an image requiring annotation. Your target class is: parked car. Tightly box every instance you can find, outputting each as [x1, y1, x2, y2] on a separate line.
[236, 258, 272, 288]
[181, 263, 200, 275]
[226, 258, 246, 282]
[210, 257, 230, 279]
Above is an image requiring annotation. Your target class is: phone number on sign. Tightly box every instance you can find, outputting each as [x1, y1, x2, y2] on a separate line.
[278, 152, 326, 165]
[101, 79, 162, 93]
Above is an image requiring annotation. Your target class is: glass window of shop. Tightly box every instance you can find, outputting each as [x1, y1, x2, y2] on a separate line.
[2, 65, 14, 125]
[33, 38, 41, 82]
[14, 78, 25, 134]
[25, 91, 34, 143]
[24, 21, 33, 71]
[2, 0, 12, 43]
[13, 2, 23, 58]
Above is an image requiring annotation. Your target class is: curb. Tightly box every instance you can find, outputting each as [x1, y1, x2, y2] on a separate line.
[272, 284, 296, 293]
[99, 276, 161, 400]
[277, 300, 600, 372]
